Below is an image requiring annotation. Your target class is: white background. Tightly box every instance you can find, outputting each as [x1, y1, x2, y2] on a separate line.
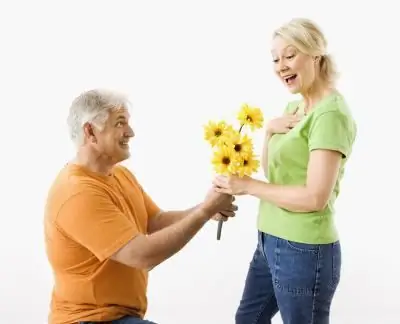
[1, 1, 399, 323]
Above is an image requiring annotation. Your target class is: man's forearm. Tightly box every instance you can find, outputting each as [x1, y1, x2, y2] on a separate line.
[142, 205, 211, 269]
[149, 204, 200, 233]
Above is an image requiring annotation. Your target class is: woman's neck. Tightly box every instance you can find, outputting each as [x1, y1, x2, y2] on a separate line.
[301, 82, 336, 114]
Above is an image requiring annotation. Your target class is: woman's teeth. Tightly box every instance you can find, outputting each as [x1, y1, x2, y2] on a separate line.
[284, 74, 297, 84]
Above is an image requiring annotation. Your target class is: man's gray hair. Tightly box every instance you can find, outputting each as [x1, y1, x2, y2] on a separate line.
[67, 89, 131, 146]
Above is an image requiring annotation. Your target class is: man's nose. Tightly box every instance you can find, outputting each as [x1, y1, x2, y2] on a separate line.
[125, 125, 135, 138]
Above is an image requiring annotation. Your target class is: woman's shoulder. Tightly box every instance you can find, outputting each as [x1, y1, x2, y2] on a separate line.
[316, 91, 353, 117]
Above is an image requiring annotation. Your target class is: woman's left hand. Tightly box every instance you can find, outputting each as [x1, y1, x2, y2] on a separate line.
[212, 175, 253, 195]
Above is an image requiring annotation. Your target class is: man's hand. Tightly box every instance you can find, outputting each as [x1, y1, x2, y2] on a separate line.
[200, 187, 237, 219]
[211, 202, 238, 222]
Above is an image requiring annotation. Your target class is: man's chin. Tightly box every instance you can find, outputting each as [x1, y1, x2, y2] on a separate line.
[114, 150, 131, 163]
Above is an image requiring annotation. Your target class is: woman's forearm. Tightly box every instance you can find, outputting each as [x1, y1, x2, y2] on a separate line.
[245, 179, 325, 213]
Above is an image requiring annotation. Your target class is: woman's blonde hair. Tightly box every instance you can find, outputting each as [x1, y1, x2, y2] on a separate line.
[273, 18, 338, 85]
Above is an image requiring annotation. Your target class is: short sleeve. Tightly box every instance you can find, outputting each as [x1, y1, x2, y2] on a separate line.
[140, 187, 162, 219]
[308, 111, 354, 158]
[118, 165, 162, 219]
[56, 188, 138, 262]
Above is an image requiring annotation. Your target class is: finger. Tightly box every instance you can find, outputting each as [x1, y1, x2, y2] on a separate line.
[214, 187, 231, 194]
[220, 211, 235, 218]
[287, 116, 301, 122]
[220, 210, 235, 217]
[215, 175, 229, 185]
[223, 203, 238, 212]
[212, 177, 224, 188]
[213, 213, 228, 221]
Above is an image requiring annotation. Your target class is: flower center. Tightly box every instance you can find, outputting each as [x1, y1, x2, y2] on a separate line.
[222, 157, 230, 165]
[215, 129, 222, 136]
[246, 115, 253, 122]
[234, 144, 242, 152]
[243, 159, 248, 166]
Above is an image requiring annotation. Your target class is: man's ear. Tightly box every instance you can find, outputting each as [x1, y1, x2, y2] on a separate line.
[83, 123, 97, 143]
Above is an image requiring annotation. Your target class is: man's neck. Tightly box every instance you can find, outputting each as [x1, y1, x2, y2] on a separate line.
[73, 148, 114, 176]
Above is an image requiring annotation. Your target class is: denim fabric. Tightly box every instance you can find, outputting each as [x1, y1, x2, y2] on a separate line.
[80, 315, 157, 324]
[235, 231, 341, 324]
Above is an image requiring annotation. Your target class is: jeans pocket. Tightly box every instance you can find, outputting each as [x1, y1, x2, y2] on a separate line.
[286, 240, 319, 253]
[271, 238, 319, 296]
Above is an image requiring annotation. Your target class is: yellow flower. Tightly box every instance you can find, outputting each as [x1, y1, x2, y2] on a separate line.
[236, 152, 260, 177]
[204, 121, 235, 147]
[226, 132, 253, 156]
[237, 104, 264, 131]
[211, 145, 239, 175]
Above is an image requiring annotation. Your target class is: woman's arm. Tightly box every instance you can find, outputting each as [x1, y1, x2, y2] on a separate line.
[247, 149, 342, 212]
[214, 148, 342, 213]
[214, 108, 354, 213]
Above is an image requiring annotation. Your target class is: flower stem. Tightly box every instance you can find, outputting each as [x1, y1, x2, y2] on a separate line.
[239, 124, 244, 133]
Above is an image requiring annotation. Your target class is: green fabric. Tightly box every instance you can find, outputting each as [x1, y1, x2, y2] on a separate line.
[257, 92, 357, 244]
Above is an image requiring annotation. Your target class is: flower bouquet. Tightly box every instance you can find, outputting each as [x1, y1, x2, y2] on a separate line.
[203, 103, 264, 240]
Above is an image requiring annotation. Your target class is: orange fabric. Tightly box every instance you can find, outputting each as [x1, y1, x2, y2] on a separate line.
[44, 164, 161, 324]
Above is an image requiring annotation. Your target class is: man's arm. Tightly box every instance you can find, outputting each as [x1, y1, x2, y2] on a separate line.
[148, 204, 237, 234]
[112, 204, 210, 269]
[112, 190, 234, 269]
[57, 185, 235, 271]
[147, 205, 199, 234]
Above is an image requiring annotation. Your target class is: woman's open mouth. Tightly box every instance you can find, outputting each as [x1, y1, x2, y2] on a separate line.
[283, 74, 297, 85]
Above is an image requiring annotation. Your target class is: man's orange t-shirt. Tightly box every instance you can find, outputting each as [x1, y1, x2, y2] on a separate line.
[44, 163, 161, 324]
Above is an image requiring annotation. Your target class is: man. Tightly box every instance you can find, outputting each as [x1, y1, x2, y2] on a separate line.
[44, 89, 237, 324]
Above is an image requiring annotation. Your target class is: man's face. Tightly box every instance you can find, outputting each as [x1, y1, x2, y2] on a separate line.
[87, 107, 135, 164]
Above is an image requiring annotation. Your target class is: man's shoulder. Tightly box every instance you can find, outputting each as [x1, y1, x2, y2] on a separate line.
[45, 165, 111, 219]
[50, 164, 108, 192]
[113, 164, 142, 188]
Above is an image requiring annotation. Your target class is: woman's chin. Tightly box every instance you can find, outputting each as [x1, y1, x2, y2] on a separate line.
[287, 86, 301, 94]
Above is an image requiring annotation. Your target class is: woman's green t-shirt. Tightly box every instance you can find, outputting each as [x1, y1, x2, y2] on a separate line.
[257, 92, 357, 244]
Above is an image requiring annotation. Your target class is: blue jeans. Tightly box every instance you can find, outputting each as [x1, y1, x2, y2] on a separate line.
[80, 315, 157, 324]
[235, 231, 341, 324]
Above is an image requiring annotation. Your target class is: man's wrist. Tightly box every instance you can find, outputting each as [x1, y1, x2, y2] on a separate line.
[194, 203, 214, 222]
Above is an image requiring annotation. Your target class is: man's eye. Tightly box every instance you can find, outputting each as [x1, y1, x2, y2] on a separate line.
[116, 122, 124, 127]
[286, 55, 295, 59]
[273, 58, 279, 63]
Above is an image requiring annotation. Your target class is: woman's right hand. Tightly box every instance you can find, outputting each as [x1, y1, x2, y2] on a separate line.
[266, 113, 302, 136]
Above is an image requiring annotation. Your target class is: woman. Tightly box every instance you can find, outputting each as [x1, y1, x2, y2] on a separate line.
[213, 18, 357, 324]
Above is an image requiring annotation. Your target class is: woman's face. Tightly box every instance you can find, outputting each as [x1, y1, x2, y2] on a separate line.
[271, 36, 317, 94]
